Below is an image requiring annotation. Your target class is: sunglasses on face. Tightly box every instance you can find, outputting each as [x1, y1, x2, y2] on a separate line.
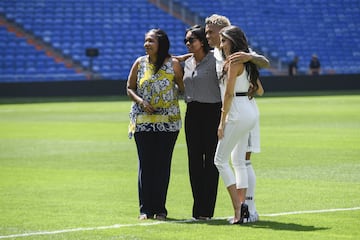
[184, 37, 197, 45]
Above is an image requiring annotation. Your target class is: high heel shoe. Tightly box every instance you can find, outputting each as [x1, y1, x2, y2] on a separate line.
[238, 203, 250, 224]
[229, 203, 250, 225]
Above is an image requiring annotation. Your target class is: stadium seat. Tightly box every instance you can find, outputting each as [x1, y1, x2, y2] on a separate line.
[0, 0, 359, 82]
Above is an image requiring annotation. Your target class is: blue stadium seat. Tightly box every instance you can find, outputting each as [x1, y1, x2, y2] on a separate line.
[0, 0, 359, 82]
[175, 0, 360, 75]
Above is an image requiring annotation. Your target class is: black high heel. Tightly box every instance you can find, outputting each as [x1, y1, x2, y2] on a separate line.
[239, 203, 250, 224]
[229, 203, 250, 225]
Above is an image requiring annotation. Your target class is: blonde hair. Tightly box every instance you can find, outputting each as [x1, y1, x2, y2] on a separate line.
[205, 14, 231, 28]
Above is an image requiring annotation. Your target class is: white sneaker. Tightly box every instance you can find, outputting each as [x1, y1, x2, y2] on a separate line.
[243, 211, 259, 223]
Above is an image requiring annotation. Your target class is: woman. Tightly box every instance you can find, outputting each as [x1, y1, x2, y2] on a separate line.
[214, 25, 259, 224]
[229, 78, 264, 223]
[183, 25, 222, 220]
[127, 28, 184, 220]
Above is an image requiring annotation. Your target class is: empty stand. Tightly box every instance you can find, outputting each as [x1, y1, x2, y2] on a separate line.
[172, 0, 360, 75]
[0, 0, 359, 82]
[0, 0, 188, 82]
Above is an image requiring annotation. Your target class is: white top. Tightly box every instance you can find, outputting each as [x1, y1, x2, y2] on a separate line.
[221, 68, 251, 121]
[220, 68, 250, 98]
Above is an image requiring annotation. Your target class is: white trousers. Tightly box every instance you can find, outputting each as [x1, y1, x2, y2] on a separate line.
[214, 99, 257, 188]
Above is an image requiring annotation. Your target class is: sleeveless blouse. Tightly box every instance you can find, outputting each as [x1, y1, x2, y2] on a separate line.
[128, 56, 182, 139]
[220, 68, 251, 121]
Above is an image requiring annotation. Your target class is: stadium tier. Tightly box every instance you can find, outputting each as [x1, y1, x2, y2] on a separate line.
[0, 0, 188, 82]
[175, 0, 360, 75]
[0, 0, 359, 82]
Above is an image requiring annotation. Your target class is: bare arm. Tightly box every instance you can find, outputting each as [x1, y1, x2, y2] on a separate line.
[126, 57, 155, 113]
[249, 52, 270, 68]
[173, 53, 193, 62]
[256, 78, 264, 96]
[227, 51, 270, 69]
[126, 57, 142, 104]
[172, 58, 184, 93]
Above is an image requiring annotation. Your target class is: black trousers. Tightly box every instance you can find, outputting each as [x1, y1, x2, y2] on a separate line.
[185, 101, 221, 218]
[134, 131, 179, 216]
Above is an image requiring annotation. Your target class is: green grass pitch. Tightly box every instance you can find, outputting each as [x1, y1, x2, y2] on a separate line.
[0, 92, 359, 239]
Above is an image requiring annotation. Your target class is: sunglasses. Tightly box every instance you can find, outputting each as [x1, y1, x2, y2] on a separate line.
[184, 37, 198, 45]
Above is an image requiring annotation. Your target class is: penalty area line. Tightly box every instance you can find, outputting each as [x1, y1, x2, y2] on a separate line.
[0, 206, 359, 239]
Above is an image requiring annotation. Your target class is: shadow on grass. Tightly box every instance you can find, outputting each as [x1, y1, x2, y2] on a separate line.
[171, 218, 329, 232]
[244, 219, 329, 232]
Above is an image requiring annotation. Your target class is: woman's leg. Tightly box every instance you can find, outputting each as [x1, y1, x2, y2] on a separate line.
[135, 132, 156, 217]
[135, 131, 179, 218]
[231, 139, 249, 203]
[214, 120, 244, 221]
[185, 102, 205, 218]
[153, 131, 179, 217]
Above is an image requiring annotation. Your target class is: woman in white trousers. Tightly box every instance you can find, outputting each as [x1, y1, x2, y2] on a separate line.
[214, 25, 260, 224]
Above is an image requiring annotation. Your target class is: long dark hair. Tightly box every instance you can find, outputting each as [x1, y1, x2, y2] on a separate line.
[220, 26, 259, 96]
[147, 29, 171, 73]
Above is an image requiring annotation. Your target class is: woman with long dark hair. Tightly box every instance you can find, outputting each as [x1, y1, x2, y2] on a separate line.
[127, 29, 184, 220]
[214, 25, 259, 224]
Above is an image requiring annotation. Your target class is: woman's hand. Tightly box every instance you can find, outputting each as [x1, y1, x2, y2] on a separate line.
[217, 123, 225, 139]
[140, 100, 155, 114]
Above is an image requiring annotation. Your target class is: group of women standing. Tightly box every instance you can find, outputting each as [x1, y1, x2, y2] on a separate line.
[126, 14, 269, 224]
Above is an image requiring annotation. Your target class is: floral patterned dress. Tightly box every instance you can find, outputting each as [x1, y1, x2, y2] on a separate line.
[128, 56, 181, 138]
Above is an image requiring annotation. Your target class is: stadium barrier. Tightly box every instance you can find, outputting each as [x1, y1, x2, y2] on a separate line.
[0, 74, 359, 97]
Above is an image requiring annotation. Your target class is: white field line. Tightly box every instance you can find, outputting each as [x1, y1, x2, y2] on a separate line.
[0, 207, 359, 239]
[0, 222, 164, 239]
[260, 206, 360, 217]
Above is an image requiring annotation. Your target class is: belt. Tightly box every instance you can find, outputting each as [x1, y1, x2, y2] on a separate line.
[235, 92, 248, 96]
